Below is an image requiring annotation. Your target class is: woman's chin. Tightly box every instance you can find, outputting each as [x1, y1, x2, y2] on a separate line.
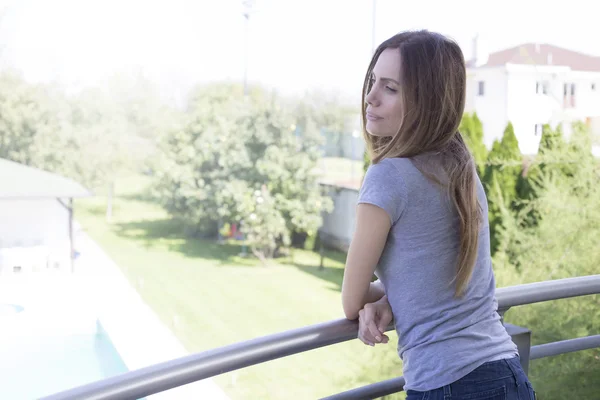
[367, 129, 392, 138]
[366, 123, 393, 137]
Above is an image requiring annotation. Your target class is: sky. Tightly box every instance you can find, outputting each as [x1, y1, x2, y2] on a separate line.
[0, 0, 598, 102]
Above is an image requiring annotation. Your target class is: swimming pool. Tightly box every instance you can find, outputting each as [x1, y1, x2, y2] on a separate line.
[0, 275, 137, 400]
[0, 314, 129, 400]
[0, 264, 221, 400]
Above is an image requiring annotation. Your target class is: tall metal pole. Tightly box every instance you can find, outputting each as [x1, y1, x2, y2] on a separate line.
[371, 0, 377, 54]
[68, 199, 74, 273]
[243, 13, 249, 96]
[242, 1, 255, 96]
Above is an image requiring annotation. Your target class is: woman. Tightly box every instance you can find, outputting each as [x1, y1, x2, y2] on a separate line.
[341, 30, 536, 399]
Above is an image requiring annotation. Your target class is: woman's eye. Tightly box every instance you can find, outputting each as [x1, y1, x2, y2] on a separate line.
[386, 86, 397, 93]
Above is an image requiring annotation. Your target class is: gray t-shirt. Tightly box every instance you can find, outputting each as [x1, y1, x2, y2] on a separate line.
[358, 157, 518, 392]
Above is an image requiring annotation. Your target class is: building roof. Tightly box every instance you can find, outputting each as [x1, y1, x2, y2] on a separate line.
[483, 43, 600, 72]
[0, 158, 92, 199]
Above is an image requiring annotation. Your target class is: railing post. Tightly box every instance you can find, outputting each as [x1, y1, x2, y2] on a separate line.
[505, 323, 532, 376]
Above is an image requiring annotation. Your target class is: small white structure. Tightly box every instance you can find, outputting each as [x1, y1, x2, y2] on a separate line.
[466, 42, 600, 154]
[318, 184, 359, 252]
[0, 158, 92, 275]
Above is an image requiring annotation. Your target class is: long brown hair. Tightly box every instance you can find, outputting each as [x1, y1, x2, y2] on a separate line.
[362, 30, 482, 297]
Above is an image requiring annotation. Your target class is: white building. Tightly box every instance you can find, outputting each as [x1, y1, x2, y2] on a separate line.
[0, 158, 92, 275]
[466, 42, 600, 154]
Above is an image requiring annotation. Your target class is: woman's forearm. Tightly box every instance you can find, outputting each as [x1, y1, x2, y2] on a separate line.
[365, 279, 386, 304]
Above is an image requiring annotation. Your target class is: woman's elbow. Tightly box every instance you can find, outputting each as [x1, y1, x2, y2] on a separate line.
[342, 301, 360, 320]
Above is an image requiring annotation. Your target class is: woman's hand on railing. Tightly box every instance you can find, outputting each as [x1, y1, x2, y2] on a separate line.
[358, 295, 393, 346]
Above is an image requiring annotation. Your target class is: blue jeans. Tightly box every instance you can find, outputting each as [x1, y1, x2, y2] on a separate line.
[406, 357, 536, 400]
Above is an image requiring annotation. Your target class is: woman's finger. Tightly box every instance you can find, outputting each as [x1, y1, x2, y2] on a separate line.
[364, 305, 383, 342]
[358, 309, 376, 346]
[358, 329, 375, 346]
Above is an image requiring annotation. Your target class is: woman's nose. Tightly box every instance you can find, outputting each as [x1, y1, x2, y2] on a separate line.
[365, 87, 379, 107]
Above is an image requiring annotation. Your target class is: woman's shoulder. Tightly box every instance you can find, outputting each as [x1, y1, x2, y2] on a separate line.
[370, 157, 418, 177]
[362, 158, 410, 199]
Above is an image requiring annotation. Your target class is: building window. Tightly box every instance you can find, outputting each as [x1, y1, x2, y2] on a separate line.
[592, 83, 597, 91]
[563, 83, 577, 107]
[536, 81, 548, 95]
[478, 81, 485, 96]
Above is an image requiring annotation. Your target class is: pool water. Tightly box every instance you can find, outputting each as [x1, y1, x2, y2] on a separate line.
[0, 320, 129, 400]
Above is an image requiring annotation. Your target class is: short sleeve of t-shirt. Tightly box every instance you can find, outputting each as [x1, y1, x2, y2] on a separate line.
[358, 159, 408, 225]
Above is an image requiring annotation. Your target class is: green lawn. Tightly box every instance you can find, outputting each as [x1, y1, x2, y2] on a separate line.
[75, 175, 405, 400]
[75, 174, 599, 400]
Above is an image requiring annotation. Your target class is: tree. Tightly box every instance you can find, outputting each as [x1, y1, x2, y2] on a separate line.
[483, 122, 522, 253]
[563, 121, 594, 178]
[492, 134, 600, 399]
[0, 73, 119, 190]
[538, 123, 566, 156]
[459, 112, 488, 175]
[299, 90, 357, 158]
[495, 136, 600, 283]
[569, 121, 593, 156]
[0, 69, 179, 225]
[31, 85, 146, 224]
[518, 123, 573, 205]
[239, 186, 288, 261]
[153, 83, 333, 259]
[0, 72, 56, 165]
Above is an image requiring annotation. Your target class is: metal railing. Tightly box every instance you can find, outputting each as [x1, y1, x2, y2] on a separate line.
[321, 333, 600, 400]
[42, 274, 600, 400]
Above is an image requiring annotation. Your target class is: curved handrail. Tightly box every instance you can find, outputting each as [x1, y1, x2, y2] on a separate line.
[41, 274, 600, 400]
[42, 319, 359, 400]
[496, 274, 600, 309]
[321, 376, 406, 400]
[530, 334, 600, 360]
